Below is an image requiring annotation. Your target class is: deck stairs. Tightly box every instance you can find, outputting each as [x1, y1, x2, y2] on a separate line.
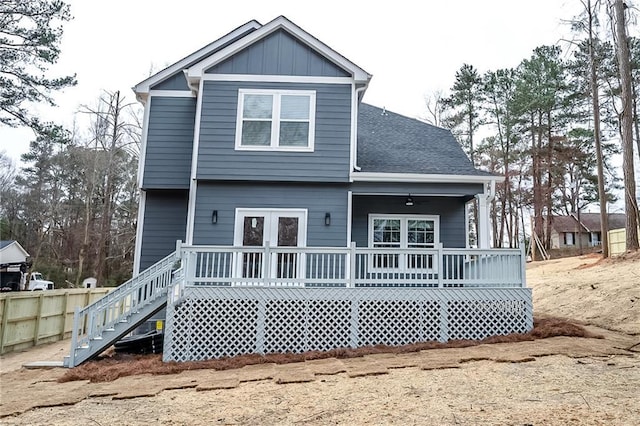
[64, 252, 178, 367]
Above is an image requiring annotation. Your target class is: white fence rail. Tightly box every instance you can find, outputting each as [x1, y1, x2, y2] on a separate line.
[176, 243, 525, 289]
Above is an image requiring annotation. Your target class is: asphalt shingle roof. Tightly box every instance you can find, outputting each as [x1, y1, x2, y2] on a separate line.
[356, 104, 492, 176]
[0, 240, 15, 250]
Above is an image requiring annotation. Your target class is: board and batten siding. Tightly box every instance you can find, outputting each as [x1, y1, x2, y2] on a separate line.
[143, 96, 196, 189]
[351, 195, 468, 248]
[193, 182, 348, 247]
[206, 29, 350, 77]
[139, 190, 189, 270]
[196, 81, 352, 182]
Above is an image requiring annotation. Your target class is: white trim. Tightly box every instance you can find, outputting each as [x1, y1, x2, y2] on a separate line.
[148, 90, 196, 98]
[133, 190, 147, 275]
[137, 97, 152, 189]
[133, 20, 262, 98]
[235, 89, 316, 152]
[186, 16, 371, 83]
[351, 172, 504, 184]
[351, 191, 479, 197]
[347, 191, 353, 244]
[185, 79, 204, 245]
[202, 74, 353, 84]
[351, 83, 368, 174]
[367, 214, 440, 249]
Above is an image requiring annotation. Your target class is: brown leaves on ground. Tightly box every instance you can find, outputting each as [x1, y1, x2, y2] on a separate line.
[58, 316, 601, 384]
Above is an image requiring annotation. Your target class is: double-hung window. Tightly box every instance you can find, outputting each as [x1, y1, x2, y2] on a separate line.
[236, 89, 316, 151]
[369, 215, 440, 271]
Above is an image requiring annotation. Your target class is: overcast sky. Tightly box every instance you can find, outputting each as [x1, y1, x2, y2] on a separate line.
[1, 0, 635, 183]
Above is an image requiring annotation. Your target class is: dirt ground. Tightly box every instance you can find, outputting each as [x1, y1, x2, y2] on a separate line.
[1, 254, 639, 425]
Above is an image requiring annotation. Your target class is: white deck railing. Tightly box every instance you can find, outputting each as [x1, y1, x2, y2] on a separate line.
[175, 243, 525, 290]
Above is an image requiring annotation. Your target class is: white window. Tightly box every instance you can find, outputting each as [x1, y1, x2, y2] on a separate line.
[564, 232, 575, 246]
[368, 215, 440, 271]
[369, 215, 439, 249]
[235, 89, 316, 151]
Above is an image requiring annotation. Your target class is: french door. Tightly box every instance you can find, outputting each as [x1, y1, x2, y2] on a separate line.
[234, 209, 307, 280]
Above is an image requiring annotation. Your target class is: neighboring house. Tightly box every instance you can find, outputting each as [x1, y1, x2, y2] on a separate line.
[65, 16, 532, 367]
[0, 240, 29, 265]
[547, 213, 626, 249]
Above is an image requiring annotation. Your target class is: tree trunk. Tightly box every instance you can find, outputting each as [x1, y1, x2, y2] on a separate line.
[588, 0, 610, 257]
[613, 0, 640, 251]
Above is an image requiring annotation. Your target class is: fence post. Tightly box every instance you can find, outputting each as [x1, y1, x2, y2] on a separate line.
[348, 242, 356, 288]
[33, 292, 45, 345]
[68, 306, 80, 367]
[0, 297, 10, 354]
[60, 291, 70, 339]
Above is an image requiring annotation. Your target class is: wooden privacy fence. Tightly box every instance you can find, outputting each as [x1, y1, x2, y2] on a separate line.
[0, 288, 111, 355]
[608, 227, 640, 257]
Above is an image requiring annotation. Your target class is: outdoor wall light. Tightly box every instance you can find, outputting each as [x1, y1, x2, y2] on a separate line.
[325, 212, 331, 226]
[405, 196, 414, 206]
[211, 210, 218, 224]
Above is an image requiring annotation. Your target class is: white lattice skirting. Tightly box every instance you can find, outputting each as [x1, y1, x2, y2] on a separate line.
[163, 287, 533, 362]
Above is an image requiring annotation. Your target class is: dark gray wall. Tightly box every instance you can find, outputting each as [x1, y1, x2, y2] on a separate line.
[193, 182, 348, 247]
[143, 96, 196, 189]
[207, 29, 350, 77]
[196, 81, 352, 182]
[139, 190, 189, 270]
[351, 195, 467, 248]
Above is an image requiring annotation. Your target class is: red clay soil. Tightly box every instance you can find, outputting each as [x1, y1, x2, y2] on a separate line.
[58, 316, 601, 384]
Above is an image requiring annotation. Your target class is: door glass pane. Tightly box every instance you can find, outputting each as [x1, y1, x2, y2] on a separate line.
[243, 216, 264, 246]
[277, 217, 299, 279]
[277, 217, 298, 246]
[242, 216, 264, 278]
[243, 94, 272, 118]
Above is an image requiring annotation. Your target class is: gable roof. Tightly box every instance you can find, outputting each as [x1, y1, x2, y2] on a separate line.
[547, 213, 627, 233]
[133, 20, 262, 101]
[356, 104, 494, 177]
[185, 16, 371, 84]
[0, 240, 30, 264]
[577, 213, 627, 232]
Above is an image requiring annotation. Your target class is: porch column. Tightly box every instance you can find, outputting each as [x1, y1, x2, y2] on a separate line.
[476, 194, 490, 249]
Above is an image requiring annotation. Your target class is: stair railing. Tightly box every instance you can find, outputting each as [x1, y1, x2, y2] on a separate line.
[67, 250, 178, 367]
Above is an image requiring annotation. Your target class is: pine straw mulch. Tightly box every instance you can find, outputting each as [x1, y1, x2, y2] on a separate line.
[58, 316, 602, 384]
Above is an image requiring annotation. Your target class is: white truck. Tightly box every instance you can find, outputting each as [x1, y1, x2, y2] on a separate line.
[26, 272, 55, 291]
[0, 265, 54, 291]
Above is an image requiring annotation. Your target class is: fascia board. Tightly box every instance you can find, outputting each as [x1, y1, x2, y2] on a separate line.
[132, 20, 262, 97]
[351, 172, 505, 184]
[186, 16, 371, 83]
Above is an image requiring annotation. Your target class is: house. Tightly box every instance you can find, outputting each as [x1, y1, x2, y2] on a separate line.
[547, 213, 626, 249]
[0, 240, 30, 265]
[65, 16, 532, 367]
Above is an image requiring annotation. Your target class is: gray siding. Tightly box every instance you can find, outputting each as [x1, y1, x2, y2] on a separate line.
[143, 96, 196, 189]
[351, 195, 467, 248]
[193, 182, 348, 247]
[207, 29, 350, 77]
[139, 190, 188, 270]
[151, 72, 190, 91]
[197, 81, 352, 182]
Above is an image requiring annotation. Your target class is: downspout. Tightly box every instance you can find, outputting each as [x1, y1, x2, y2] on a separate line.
[351, 84, 369, 173]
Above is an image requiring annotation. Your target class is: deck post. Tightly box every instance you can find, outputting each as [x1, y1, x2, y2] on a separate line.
[348, 242, 356, 288]
[437, 243, 444, 288]
[520, 244, 527, 288]
[264, 242, 271, 285]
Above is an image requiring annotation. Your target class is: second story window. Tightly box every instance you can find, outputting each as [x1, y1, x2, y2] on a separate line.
[236, 89, 316, 151]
